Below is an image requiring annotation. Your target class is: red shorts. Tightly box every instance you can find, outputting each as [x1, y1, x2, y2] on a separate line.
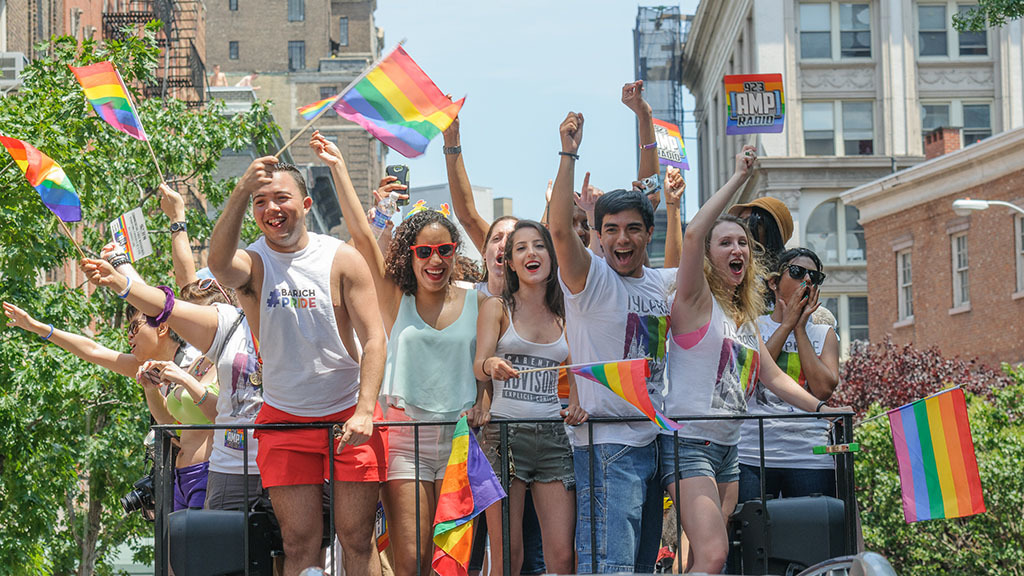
[254, 403, 388, 488]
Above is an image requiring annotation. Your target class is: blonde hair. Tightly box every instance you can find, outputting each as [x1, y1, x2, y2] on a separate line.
[703, 215, 767, 327]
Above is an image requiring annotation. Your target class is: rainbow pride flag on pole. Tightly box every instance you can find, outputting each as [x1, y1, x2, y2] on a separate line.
[432, 416, 505, 576]
[888, 387, 985, 523]
[297, 95, 338, 121]
[333, 45, 464, 158]
[69, 61, 148, 141]
[0, 135, 81, 222]
[571, 359, 682, 431]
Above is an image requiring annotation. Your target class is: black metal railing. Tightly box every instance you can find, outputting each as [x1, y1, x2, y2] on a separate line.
[151, 412, 855, 576]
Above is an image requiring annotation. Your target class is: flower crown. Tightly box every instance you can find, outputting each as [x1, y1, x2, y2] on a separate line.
[403, 199, 451, 220]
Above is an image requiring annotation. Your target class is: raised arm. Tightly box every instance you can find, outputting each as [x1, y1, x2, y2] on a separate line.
[443, 117, 489, 253]
[550, 112, 592, 294]
[662, 168, 685, 269]
[159, 183, 198, 288]
[209, 156, 278, 289]
[80, 258, 220, 354]
[3, 301, 139, 378]
[623, 81, 659, 181]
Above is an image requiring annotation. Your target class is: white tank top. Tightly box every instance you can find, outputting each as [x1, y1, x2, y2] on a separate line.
[489, 310, 569, 419]
[248, 233, 360, 417]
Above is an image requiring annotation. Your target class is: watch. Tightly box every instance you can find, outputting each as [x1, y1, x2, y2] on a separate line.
[442, 145, 462, 155]
[170, 221, 187, 234]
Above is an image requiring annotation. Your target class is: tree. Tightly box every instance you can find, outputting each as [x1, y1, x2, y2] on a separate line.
[953, 0, 1024, 31]
[0, 26, 276, 575]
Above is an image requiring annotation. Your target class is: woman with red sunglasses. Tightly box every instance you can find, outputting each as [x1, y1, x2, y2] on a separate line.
[313, 131, 486, 576]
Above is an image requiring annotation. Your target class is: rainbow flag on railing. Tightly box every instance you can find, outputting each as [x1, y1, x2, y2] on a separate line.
[333, 45, 463, 158]
[432, 416, 505, 576]
[0, 135, 81, 222]
[69, 61, 148, 141]
[571, 358, 682, 431]
[888, 387, 985, 523]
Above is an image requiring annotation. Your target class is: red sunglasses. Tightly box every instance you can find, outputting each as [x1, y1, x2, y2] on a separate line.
[198, 277, 232, 303]
[410, 243, 456, 260]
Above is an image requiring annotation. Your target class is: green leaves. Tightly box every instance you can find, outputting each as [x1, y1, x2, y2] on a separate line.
[953, 1, 1024, 31]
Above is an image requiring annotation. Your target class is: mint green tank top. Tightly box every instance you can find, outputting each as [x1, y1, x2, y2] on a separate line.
[381, 289, 478, 420]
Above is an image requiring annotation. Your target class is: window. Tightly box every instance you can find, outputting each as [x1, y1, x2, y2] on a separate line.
[918, 2, 987, 57]
[800, 2, 871, 60]
[339, 17, 349, 47]
[803, 101, 874, 156]
[898, 250, 914, 321]
[228, 41, 239, 60]
[951, 233, 970, 307]
[1016, 215, 1024, 293]
[962, 103, 991, 144]
[229, 0, 237, 11]
[848, 296, 869, 341]
[288, 0, 304, 22]
[288, 40, 305, 71]
[920, 100, 992, 146]
[806, 199, 865, 264]
[921, 103, 951, 132]
[821, 295, 868, 356]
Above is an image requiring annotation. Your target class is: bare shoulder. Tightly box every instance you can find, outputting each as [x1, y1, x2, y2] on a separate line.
[333, 241, 370, 274]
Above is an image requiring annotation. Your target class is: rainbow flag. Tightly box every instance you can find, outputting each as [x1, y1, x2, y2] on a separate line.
[333, 45, 463, 158]
[724, 73, 785, 135]
[0, 135, 81, 222]
[888, 387, 985, 523]
[653, 118, 689, 170]
[69, 61, 148, 141]
[571, 359, 682, 431]
[432, 416, 505, 576]
[297, 95, 337, 121]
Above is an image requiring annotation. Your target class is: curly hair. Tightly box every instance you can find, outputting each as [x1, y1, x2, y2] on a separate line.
[501, 220, 564, 321]
[703, 215, 767, 327]
[385, 210, 463, 295]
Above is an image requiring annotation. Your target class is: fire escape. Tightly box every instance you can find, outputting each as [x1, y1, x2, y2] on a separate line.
[103, 0, 206, 108]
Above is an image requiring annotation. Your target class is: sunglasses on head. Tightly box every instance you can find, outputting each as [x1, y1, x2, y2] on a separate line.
[410, 243, 456, 260]
[198, 277, 232, 303]
[785, 264, 826, 286]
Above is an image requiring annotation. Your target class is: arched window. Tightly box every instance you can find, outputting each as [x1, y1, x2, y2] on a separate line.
[806, 199, 864, 264]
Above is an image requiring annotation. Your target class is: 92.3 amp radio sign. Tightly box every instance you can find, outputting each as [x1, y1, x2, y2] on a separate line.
[724, 74, 785, 135]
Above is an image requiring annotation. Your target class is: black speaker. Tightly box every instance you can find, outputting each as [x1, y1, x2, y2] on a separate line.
[727, 495, 846, 575]
[168, 509, 275, 576]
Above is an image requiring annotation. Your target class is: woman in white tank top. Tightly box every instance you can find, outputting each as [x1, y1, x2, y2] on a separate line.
[473, 220, 587, 575]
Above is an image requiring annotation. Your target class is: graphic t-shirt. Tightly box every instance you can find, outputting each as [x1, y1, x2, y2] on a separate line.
[560, 252, 675, 447]
[489, 315, 569, 420]
[737, 315, 835, 469]
[203, 303, 262, 475]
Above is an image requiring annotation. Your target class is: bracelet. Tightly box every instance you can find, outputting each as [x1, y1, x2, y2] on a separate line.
[815, 400, 827, 413]
[558, 151, 580, 160]
[109, 255, 130, 268]
[442, 145, 462, 155]
[482, 358, 493, 379]
[117, 276, 133, 299]
[640, 141, 657, 150]
[146, 286, 176, 327]
[41, 324, 54, 341]
[194, 388, 210, 406]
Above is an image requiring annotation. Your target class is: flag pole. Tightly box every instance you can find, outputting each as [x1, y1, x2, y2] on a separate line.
[515, 358, 652, 375]
[55, 216, 87, 260]
[858, 385, 962, 426]
[143, 138, 165, 184]
[274, 40, 407, 158]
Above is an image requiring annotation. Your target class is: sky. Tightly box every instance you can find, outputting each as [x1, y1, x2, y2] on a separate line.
[375, 0, 701, 223]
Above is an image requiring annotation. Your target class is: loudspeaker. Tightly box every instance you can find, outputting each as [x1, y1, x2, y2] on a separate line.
[168, 509, 275, 576]
[727, 495, 846, 575]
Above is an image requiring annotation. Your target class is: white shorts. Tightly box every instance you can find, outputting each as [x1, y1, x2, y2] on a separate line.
[385, 408, 455, 482]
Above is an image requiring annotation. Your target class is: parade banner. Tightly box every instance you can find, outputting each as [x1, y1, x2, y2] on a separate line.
[653, 118, 689, 170]
[109, 207, 154, 262]
[724, 73, 785, 135]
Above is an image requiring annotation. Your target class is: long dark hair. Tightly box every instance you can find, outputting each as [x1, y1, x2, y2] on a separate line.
[385, 210, 463, 295]
[500, 220, 564, 321]
[746, 206, 785, 270]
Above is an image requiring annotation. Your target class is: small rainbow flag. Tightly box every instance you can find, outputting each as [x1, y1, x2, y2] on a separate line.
[69, 61, 148, 141]
[333, 45, 464, 158]
[571, 359, 682, 430]
[888, 387, 985, 523]
[653, 118, 689, 170]
[297, 95, 338, 121]
[724, 73, 785, 135]
[432, 416, 505, 576]
[0, 135, 81, 222]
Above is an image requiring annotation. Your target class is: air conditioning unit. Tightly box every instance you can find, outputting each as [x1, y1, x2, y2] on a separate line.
[0, 52, 29, 89]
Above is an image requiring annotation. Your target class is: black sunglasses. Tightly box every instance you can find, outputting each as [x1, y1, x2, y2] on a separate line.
[785, 264, 826, 286]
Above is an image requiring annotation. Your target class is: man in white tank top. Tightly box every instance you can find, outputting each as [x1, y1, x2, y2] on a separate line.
[209, 157, 388, 576]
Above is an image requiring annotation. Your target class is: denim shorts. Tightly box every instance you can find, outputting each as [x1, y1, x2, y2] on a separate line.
[480, 422, 575, 490]
[658, 434, 740, 488]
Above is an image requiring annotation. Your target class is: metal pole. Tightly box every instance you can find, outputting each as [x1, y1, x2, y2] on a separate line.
[329, 426, 337, 576]
[673, 430, 682, 572]
[414, 424, 422, 576]
[153, 428, 173, 576]
[499, 422, 511, 576]
[759, 417, 768, 575]
[837, 414, 857, 555]
[243, 430, 250, 576]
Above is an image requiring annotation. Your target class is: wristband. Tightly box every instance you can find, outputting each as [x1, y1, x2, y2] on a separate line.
[194, 388, 210, 406]
[815, 400, 827, 413]
[558, 151, 580, 160]
[640, 141, 657, 150]
[482, 359, 493, 379]
[442, 145, 462, 155]
[117, 276, 133, 299]
[146, 285, 176, 327]
[41, 324, 54, 341]
[109, 255, 130, 268]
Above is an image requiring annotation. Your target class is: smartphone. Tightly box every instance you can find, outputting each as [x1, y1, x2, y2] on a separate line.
[386, 165, 411, 206]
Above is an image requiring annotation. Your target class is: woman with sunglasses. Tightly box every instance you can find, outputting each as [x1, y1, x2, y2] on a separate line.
[736, 248, 840, 503]
[313, 131, 484, 576]
[661, 147, 848, 573]
[2, 297, 218, 511]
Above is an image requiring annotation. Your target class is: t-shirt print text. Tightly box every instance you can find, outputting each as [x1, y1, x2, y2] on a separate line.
[266, 287, 318, 309]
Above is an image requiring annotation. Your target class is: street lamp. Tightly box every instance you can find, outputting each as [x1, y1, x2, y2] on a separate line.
[952, 198, 1024, 217]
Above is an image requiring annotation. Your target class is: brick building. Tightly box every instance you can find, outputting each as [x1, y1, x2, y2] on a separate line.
[842, 126, 1024, 369]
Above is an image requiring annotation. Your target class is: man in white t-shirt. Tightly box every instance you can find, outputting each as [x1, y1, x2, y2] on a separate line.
[548, 82, 673, 573]
[209, 157, 387, 576]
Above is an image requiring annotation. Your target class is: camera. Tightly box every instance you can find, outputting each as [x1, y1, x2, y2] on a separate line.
[120, 430, 157, 522]
[640, 174, 662, 195]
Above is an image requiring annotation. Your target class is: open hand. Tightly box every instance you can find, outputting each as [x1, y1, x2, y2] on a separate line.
[3, 301, 39, 332]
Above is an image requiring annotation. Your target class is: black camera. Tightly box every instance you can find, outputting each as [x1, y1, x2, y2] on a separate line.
[120, 431, 157, 522]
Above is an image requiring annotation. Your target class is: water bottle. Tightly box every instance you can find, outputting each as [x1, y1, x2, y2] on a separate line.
[370, 191, 400, 238]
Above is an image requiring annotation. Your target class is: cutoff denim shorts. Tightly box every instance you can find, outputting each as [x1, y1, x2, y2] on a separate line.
[658, 434, 740, 488]
[480, 421, 575, 490]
